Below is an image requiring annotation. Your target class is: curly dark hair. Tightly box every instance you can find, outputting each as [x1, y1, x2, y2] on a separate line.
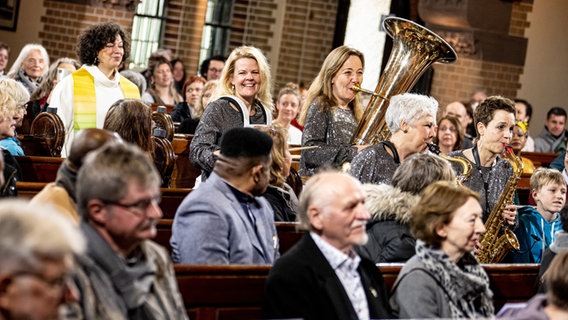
[76, 22, 130, 66]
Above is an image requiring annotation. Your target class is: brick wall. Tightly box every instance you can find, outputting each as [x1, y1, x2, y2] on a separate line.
[274, 0, 338, 91]
[428, 1, 533, 106]
[40, 1, 135, 63]
[37, 0, 533, 107]
[230, 0, 338, 94]
[430, 59, 523, 107]
[161, 0, 207, 75]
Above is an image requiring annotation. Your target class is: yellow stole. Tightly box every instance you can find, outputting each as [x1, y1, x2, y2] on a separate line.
[72, 68, 140, 133]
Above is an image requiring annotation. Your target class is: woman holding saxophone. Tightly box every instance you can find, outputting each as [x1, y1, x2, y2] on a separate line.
[448, 96, 518, 225]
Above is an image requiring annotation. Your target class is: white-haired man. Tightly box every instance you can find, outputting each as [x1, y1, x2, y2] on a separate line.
[262, 171, 392, 320]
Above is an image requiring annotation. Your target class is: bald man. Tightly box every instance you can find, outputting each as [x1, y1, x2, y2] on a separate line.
[444, 101, 474, 148]
[30, 128, 121, 222]
[262, 171, 392, 320]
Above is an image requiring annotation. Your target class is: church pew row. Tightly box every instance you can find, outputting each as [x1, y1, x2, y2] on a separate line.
[174, 263, 539, 320]
[15, 132, 201, 188]
[16, 181, 191, 219]
[521, 151, 559, 168]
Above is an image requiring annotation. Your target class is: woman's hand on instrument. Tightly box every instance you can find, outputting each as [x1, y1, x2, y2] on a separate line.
[502, 204, 517, 226]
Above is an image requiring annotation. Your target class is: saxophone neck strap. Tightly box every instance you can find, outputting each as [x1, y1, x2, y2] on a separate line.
[472, 146, 482, 171]
[381, 140, 400, 164]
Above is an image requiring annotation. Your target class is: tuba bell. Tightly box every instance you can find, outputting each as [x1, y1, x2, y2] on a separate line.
[352, 17, 457, 145]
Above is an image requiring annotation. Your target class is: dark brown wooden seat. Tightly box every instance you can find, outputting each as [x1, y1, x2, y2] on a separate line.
[522, 151, 559, 168]
[152, 111, 175, 141]
[16, 181, 191, 219]
[173, 263, 539, 320]
[15, 156, 63, 182]
[20, 112, 65, 157]
[153, 136, 176, 187]
[171, 134, 201, 188]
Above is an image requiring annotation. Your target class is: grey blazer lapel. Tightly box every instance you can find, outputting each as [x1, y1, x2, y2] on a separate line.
[216, 179, 267, 261]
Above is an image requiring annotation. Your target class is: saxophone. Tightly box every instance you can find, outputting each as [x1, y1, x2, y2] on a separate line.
[427, 143, 472, 185]
[476, 144, 523, 263]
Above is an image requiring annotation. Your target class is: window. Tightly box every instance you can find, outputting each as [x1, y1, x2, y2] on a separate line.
[199, 0, 233, 62]
[129, 0, 167, 69]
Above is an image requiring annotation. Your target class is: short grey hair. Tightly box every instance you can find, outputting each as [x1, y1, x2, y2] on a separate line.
[76, 142, 161, 219]
[0, 199, 84, 275]
[386, 93, 439, 133]
[392, 153, 456, 195]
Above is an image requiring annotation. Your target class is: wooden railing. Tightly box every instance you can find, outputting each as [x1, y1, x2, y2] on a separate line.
[173, 263, 539, 320]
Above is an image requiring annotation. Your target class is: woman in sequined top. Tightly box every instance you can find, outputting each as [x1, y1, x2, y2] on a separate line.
[448, 96, 517, 225]
[349, 93, 438, 184]
[297, 46, 368, 176]
[190, 46, 273, 179]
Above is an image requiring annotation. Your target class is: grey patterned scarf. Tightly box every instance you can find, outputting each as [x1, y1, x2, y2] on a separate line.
[80, 222, 157, 319]
[415, 240, 494, 318]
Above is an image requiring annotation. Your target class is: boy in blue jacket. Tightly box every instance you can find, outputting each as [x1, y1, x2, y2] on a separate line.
[513, 167, 566, 263]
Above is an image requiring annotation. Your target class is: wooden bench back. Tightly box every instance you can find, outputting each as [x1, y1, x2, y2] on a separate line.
[173, 263, 539, 320]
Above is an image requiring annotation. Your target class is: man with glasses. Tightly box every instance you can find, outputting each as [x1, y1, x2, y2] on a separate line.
[68, 142, 188, 319]
[0, 200, 84, 320]
[199, 55, 226, 80]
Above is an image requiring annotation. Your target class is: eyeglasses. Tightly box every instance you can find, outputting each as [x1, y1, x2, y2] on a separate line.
[11, 271, 74, 294]
[102, 195, 161, 216]
[208, 68, 222, 73]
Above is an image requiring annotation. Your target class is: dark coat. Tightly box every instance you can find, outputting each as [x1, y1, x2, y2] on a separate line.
[170, 102, 191, 123]
[356, 184, 419, 263]
[1, 149, 20, 197]
[262, 233, 392, 320]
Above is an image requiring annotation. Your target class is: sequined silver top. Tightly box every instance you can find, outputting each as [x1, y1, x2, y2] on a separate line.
[448, 149, 514, 221]
[349, 142, 400, 185]
[300, 102, 358, 176]
[190, 98, 268, 176]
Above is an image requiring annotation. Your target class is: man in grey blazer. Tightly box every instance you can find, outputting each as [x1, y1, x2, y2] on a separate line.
[171, 127, 279, 264]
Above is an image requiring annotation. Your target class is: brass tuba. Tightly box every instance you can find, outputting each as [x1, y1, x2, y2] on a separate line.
[352, 17, 457, 145]
[476, 145, 523, 263]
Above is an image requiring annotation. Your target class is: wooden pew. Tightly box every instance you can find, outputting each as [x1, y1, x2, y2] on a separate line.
[173, 263, 539, 320]
[522, 151, 559, 168]
[16, 181, 191, 219]
[170, 134, 201, 188]
[16, 156, 63, 182]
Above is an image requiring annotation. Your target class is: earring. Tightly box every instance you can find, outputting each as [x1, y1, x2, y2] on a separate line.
[94, 57, 99, 65]
[231, 84, 235, 94]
